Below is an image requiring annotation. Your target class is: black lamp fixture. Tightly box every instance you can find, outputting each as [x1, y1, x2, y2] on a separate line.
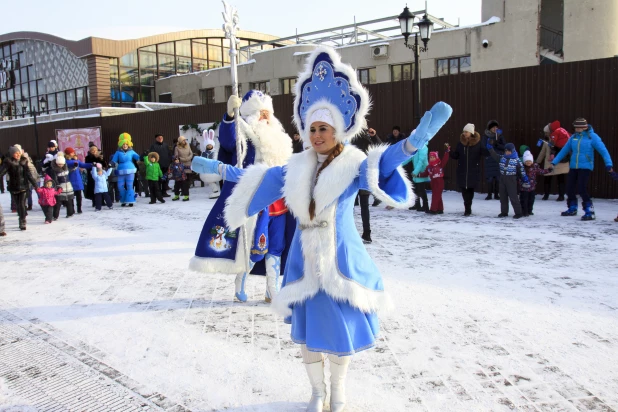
[417, 14, 434, 49]
[20, 96, 28, 115]
[398, 6, 416, 46]
[39, 96, 47, 113]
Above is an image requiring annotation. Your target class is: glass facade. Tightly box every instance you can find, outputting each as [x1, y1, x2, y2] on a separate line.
[110, 37, 282, 106]
[0, 41, 88, 120]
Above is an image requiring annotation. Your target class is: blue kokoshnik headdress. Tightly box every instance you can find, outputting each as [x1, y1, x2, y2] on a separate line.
[293, 46, 371, 144]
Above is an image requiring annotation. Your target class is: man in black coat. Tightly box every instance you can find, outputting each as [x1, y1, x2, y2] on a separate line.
[352, 127, 382, 243]
[149, 134, 172, 197]
[291, 132, 304, 154]
[481, 120, 506, 200]
[0, 146, 38, 230]
[385, 126, 405, 145]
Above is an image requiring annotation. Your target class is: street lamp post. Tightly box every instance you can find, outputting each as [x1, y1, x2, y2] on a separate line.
[398, 7, 434, 123]
[20, 96, 47, 159]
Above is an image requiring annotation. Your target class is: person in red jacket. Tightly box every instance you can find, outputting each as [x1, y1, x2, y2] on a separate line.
[35, 175, 63, 224]
[420, 144, 450, 214]
[549, 120, 570, 149]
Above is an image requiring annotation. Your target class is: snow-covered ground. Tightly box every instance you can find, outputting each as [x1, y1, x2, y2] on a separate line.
[1, 187, 617, 412]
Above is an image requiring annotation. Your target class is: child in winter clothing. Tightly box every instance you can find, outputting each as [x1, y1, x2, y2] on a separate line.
[65, 147, 92, 214]
[136, 151, 150, 198]
[487, 142, 530, 219]
[420, 145, 450, 214]
[405, 144, 429, 212]
[167, 156, 189, 201]
[50, 152, 76, 219]
[107, 161, 120, 203]
[200, 130, 221, 199]
[519, 151, 552, 217]
[91, 164, 114, 211]
[35, 175, 63, 223]
[145, 152, 165, 204]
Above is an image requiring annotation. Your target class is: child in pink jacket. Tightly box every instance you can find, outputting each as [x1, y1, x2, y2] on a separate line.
[35, 175, 62, 223]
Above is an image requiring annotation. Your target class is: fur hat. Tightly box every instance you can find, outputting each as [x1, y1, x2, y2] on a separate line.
[148, 152, 160, 163]
[64, 147, 75, 156]
[293, 46, 370, 144]
[463, 123, 475, 134]
[505, 143, 516, 152]
[523, 150, 533, 163]
[8, 146, 20, 157]
[240, 90, 274, 119]
[543, 124, 551, 134]
[55, 151, 66, 166]
[48, 140, 58, 148]
[486, 120, 500, 130]
[118, 132, 133, 147]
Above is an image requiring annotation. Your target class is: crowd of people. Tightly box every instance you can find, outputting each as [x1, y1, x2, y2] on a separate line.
[0, 130, 220, 236]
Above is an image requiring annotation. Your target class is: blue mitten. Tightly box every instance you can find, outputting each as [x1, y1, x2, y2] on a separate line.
[406, 111, 432, 150]
[426, 102, 453, 139]
[192, 156, 221, 174]
[486, 143, 494, 150]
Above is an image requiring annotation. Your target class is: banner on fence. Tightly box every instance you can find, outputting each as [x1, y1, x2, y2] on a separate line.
[55, 127, 102, 162]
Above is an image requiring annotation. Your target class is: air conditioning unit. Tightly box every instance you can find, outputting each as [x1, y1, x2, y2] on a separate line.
[371, 45, 388, 59]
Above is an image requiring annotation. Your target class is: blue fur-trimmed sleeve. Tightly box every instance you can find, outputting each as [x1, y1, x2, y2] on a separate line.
[358, 141, 414, 208]
[224, 165, 286, 229]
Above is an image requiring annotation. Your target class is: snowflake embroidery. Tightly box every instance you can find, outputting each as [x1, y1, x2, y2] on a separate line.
[315, 63, 328, 81]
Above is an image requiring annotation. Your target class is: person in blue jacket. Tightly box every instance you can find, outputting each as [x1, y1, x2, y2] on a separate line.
[64, 147, 93, 214]
[193, 47, 452, 412]
[110, 133, 140, 207]
[551, 118, 613, 220]
[404, 143, 430, 212]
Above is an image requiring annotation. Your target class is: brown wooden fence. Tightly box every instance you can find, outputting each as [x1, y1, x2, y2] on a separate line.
[2, 56, 617, 198]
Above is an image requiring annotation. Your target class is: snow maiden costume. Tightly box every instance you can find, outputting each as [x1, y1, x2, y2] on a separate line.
[110, 133, 140, 206]
[192, 46, 452, 412]
[190, 90, 293, 303]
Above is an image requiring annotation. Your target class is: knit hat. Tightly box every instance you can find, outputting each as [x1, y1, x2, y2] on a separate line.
[519, 145, 530, 157]
[487, 120, 500, 130]
[543, 124, 551, 134]
[428, 151, 440, 166]
[177, 136, 187, 144]
[48, 140, 58, 148]
[523, 150, 533, 163]
[505, 143, 516, 152]
[118, 132, 133, 147]
[55, 152, 66, 166]
[573, 118, 588, 128]
[8, 146, 20, 157]
[463, 123, 475, 134]
[96, 163, 102, 169]
[64, 147, 75, 156]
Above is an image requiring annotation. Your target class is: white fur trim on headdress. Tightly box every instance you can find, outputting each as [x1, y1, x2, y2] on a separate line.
[308, 108, 335, 129]
[240, 92, 274, 119]
[294, 46, 371, 145]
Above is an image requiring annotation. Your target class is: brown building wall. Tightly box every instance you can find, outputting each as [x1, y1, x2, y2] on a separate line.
[86, 56, 112, 108]
[2, 56, 617, 198]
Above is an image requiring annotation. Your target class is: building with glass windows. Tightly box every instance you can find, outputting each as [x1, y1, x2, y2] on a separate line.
[0, 30, 287, 119]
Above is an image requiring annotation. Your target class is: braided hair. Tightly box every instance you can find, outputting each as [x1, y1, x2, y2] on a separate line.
[309, 143, 345, 220]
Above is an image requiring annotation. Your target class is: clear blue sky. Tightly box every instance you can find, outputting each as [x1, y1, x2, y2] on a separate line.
[2, 0, 482, 41]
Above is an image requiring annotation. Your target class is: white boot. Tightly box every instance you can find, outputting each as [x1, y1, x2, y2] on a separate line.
[208, 182, 220, 199]
[328, 355, 351, 412]
[305, 361, 326, 412]
[264, 254, 281, 303]
[234, 272, 248, 302]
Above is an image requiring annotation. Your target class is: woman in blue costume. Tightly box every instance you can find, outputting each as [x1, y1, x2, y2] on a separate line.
[192, 46, 452, 412]
[110, 133, 140, 207]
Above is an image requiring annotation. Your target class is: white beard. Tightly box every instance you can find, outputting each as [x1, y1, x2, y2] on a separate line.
[240, 115, 293, 167]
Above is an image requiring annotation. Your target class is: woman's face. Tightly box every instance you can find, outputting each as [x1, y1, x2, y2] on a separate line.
[12, 151, 21, 160]
[89, 146, 98, 155]
[122, 143, 129, 150]
[463, 131, 471, 138]
[309, 122, 337, 155]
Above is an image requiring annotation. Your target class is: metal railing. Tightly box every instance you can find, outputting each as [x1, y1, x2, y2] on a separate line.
[540, 25, 563, 56]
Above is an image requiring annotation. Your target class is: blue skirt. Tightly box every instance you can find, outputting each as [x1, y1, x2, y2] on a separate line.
[285, 290, 380, 356]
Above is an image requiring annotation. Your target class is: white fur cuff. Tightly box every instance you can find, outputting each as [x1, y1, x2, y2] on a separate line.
[366, 145, 415, 209]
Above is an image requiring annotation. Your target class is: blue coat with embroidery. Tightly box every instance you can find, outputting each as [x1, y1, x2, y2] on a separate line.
[110, 149, 139, 175]
[221, 141, 413, 318]
[552, 125, 613, 171]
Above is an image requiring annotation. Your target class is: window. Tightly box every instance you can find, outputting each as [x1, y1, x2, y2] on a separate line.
[225, 84, 243, 100]
[200, 88, 215, 104]
[437, 56, 471, 76]
[250, 81, 270, 95]
[159, 93, 172, 103]
[281, 78, 297, 95]
[391, 63, 413, 82]
[357, 67, 376, 85]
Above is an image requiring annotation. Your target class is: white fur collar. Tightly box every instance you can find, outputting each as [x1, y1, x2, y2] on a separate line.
[284, 145, 366, 224]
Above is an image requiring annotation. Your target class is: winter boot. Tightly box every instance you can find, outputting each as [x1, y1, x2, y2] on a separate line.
[264, 254, 281, 303]
[172, 195, 180, 201]
[494, 193, 500, 200]
[361, 230, 372, 244]
[409, 200, 421, 211]
[485, 193, 492, 200]
[581, 202, 595, 221]
[328, 355, 351, 412]
[209, 183, 220, 199]
[234, 272, 248, 302]
[542, 194, 549, 201]
[419, 203, 429, 213]
[464, 202, 472, 216]
[304, 361, 326, 412]
[614, 215, 618, 223]
[556, 182, 565, 201]
[371, 198, 382, 207]
[561, 200, 578, 216]
[182, 196, 190, 201]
